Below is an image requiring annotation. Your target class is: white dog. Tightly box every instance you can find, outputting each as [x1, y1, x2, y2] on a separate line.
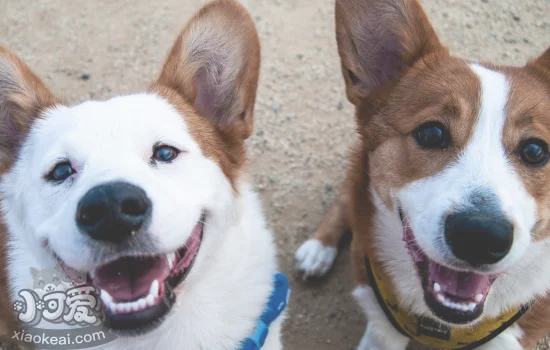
[0, 1, 287, 349]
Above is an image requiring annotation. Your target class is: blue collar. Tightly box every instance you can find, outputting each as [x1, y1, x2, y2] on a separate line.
[240, 273, 290, 350]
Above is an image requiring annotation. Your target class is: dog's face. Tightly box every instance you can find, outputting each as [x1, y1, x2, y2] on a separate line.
[0, 0, 259, 335]
[336, 0, 550, 324]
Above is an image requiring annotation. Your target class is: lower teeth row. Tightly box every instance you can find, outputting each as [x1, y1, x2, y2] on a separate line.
[100, 279, 160, 314]
[436, 293, 476, 312]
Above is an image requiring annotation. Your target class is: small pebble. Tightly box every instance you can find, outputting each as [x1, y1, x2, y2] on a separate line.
[80, 72, 90, 81]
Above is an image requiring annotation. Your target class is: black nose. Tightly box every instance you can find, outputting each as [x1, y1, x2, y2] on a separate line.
[445, 211, 513, 266]
[76, 182, 151, 243]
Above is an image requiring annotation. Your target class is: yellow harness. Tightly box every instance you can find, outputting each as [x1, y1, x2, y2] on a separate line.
[364, 255, 529, 349]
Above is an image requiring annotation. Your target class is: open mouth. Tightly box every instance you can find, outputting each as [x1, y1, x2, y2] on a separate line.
[58, 215, 205, 335]
[401, 211, 497, 324]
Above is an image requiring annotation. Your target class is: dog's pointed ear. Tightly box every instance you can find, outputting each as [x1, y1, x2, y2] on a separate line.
[0, 47, 58, 167]
[530, 47, 550, 70]
[335, 0, 446, 104]
[154, 0, 260, 140]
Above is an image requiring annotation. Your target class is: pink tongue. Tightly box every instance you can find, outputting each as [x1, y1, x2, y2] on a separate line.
[429, 261, 489, 299]
[92, 256, 170, 302]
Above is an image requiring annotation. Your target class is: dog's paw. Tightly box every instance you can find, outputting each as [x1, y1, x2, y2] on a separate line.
[295, 239, 337, 278]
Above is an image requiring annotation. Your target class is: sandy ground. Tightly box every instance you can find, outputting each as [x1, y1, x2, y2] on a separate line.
[1, 0, 550, 349]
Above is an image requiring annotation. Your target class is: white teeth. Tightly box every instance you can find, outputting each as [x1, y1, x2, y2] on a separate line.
[150, 280, 159, 297]
[116, 304, 125, 313]
[433, 283, 441, 292]
[167, 253, 176, 269]
[100, 290, 113, 304]
[100, 279, 161, 314]
[436, 293, 479, 312]
[475, 294, 483, 303]
[123, 303, 132, 313]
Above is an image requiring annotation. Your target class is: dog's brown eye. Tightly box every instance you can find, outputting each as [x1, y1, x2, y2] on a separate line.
[520, 138, 548, 166]
[414, 122, 450, 149]
[46, 162, 75, 183]
[153, 145, 180, 163]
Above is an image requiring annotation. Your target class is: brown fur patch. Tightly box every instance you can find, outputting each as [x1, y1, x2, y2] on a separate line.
[150, 84, 247, 191]
[0, 46, 59, 345]
[347, 143, 372, 286]
[501, 65, 550, 241]
[0, 46, 58, 168]
[365, 55, 481, 204]
[152, 0, 260, 190]
[518, 295, 550, 348]
[335, 0, 445, 104]
[532, 47, 550, 72]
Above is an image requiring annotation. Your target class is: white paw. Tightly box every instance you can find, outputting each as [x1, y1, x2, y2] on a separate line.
[295, 239, 337, 278]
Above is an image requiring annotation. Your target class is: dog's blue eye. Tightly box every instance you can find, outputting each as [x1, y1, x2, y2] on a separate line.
[153, 145, 180, 163]
[520, 138, 548, 166]
[414, 122, 450, 149]
[46, 162, 75, 182]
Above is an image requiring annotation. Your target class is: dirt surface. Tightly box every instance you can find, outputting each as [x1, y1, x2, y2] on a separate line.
[1, 0, 550, 349]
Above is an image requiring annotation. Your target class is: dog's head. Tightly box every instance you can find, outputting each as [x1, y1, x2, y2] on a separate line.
[0, 0, 259, 334]
[336, 0, 550, 324]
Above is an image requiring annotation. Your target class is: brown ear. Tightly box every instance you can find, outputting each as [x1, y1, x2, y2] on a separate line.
[335, 0, 445, 104]
[154, 0, 260, 140]
[531, 47, 550, 71]
[0, 47, 58, 167]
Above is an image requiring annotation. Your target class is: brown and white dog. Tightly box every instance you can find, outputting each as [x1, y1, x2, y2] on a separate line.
[296, 0, 550, 349]
[0, 1, 285, 349]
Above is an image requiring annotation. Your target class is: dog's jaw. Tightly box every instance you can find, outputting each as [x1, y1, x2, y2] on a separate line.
[401, 212, 494, 323]
[4, 180, 280, 349]
[370, 185, 550, 327]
